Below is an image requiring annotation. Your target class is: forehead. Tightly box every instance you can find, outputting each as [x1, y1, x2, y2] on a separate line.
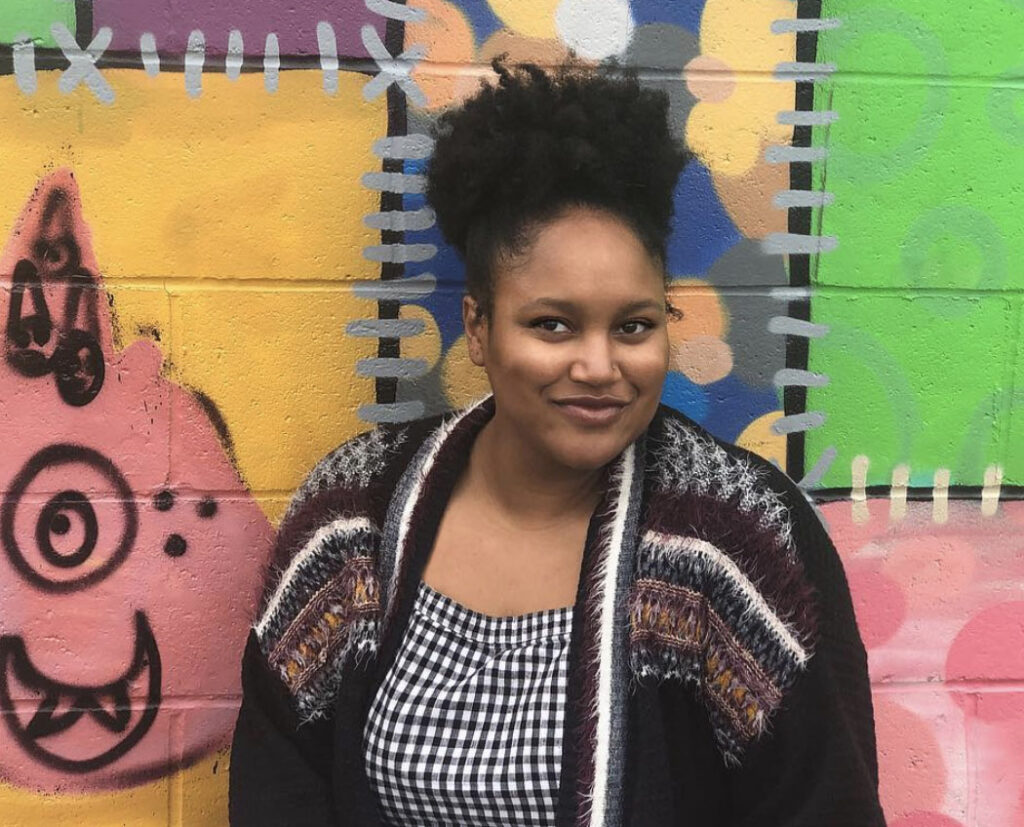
[493, 208, 665, 307]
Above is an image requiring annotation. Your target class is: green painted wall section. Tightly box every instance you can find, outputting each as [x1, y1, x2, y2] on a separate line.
[0, 0, 76, 48]
[806, 0, 1024, 488]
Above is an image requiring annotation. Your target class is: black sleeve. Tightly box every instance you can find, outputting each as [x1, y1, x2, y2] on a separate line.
[228, 631, 337, 826]
[726, 493, 887, 827]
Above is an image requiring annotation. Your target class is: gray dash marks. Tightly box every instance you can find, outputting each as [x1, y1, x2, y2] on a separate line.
[12, 36, 36, 95]
[771, 412, 827, 436]
[346, 319, 427, 338]
[317, 22, 339, 95]
[264, 33, 280, 93]
[140, 33, 160, 76]
[185, 30, 206, 98]
[358, 402, 426, 423]
[226, 30, 244, 81]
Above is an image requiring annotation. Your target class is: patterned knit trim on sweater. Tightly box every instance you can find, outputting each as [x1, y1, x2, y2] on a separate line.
[629, 415, 817, 765]
[255, 516, 382, 721]
[629, 531, 810, 764]
[650, 417, 795, 556]
[283, 426, 407, 523]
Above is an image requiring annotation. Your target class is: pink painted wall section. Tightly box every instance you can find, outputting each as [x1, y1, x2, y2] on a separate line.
[0, 172, 275, 791]
[825, 498, 1024, 826]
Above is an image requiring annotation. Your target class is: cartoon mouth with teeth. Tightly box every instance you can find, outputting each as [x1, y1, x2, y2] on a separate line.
[0, 172, 274, 791]
[0, 612, 161, 774]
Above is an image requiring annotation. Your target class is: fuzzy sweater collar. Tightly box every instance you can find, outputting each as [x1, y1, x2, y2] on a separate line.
[256, 396, 817, 827]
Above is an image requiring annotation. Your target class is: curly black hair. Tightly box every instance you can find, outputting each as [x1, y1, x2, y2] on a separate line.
[426, 59, 690, 317]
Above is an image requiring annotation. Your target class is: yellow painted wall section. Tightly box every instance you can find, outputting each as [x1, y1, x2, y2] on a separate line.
[0, 70, 385, 514]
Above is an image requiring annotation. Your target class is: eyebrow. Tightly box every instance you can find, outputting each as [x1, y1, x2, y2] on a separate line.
[523, 297, 664, 314]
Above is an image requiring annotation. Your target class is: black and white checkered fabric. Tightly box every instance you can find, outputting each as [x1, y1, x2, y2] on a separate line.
[363, 580, 574, 826]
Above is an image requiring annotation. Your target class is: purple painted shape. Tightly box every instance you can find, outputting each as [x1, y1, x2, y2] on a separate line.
[93, 0, 383, 58]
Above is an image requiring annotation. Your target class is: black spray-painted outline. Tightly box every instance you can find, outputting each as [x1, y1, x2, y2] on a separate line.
[1, 444, 138, 593]
[0, 611, 162, 773]
[36, 489, 98, 569]
[5, 259, 106, 407]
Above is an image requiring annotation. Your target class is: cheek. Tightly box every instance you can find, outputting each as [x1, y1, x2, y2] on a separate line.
[490, 340, 565, 388]
[627, 341, 670, 387]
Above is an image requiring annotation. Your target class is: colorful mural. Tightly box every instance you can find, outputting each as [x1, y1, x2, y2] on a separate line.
[0, 0, 1020, 824]
[806, 0, 1024, 491]
[395, 0, 796, 455]
[802, 1, 1024, 824]
[826, 497, 1024, 826]
[0, 172, 274, 813]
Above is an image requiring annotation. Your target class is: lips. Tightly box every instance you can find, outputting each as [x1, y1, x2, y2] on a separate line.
[553, 396, 629, 426]
[0, 611, 162, 773]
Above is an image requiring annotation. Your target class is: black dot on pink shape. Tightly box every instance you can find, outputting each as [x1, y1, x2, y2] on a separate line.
[164, 534, 187, 557]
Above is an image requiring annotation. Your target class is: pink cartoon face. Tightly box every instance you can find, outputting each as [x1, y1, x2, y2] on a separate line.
[0, 172, 274, 791]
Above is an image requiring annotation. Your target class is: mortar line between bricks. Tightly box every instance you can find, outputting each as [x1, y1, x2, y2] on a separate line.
[967, 691, 979, 825]
[393, 65, 1024, 88]
[4, 490, 300, 502]
[9, 486, 1024, 504]
[166, 288, 177, 494]
[3, 697, 243, 713]
[66, 277, 1024, 296]
[870, 679, 1024, 692]
[67, 55, 1024, 87]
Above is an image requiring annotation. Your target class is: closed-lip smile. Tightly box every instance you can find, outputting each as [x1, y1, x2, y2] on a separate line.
[553, 395, 629, 408]
[552, 395, 630, 425]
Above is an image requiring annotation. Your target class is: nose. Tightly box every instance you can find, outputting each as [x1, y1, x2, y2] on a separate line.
[567, 333, 620, 386]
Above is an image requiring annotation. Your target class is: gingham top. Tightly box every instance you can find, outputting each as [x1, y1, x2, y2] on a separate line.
[363, 580, 574, 827]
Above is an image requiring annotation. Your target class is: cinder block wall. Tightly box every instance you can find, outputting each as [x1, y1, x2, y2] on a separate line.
[0, 1, 1019, 824]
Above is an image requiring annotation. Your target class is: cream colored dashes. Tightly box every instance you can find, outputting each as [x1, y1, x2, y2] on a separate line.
[889, 464, 910, 522]
[982, 465, 1003, 517]
[844, 459, 1005, 523]
[851, 455, 870, 524]
[932, 469, 950, 524]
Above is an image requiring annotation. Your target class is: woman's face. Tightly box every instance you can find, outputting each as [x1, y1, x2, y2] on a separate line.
[465, 207, 670, 473]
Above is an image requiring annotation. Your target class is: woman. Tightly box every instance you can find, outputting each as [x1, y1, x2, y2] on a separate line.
[229, 63, 885, 826]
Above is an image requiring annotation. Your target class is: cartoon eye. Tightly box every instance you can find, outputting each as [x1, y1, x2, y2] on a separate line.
[36, 490, 99, 569]
[33, 232, 81, 277]
[1, 445, 137, 592]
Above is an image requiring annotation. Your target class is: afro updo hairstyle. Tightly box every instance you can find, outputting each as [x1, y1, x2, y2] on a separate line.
[426, 59, 690, 319]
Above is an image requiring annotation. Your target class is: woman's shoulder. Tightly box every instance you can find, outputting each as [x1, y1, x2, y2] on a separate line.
[293, 415, 445, 509]
[645, 403, 814, 541]
[634, 406, 827, 763]
[646, 404, 846, 592]
[650, 403, 803, 491]
[270, 412, 452, 565]
[248, 412, 450, 720]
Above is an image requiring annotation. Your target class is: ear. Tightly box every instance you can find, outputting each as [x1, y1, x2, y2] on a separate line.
[462, 294, 487, 367]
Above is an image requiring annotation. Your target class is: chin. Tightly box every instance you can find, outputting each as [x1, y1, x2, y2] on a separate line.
[547, 433, 633, 473]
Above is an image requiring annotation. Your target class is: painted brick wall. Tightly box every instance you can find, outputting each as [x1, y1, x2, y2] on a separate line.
[0, 1, 1019, 824]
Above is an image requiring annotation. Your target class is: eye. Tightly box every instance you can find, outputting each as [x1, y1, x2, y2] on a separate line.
[1, 445, 137, 592]
[619, 319, 655, 336]
[531, 318, 571, 334]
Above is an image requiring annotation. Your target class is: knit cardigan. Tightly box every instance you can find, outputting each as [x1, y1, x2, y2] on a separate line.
[229, 397, 886, 827]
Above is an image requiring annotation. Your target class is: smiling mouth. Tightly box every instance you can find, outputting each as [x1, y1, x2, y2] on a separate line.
[0, 611, 162, 773]
[553, 397, 629, 425]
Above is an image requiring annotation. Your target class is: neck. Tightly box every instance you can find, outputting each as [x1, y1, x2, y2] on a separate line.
[465, 410, 606, 530]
